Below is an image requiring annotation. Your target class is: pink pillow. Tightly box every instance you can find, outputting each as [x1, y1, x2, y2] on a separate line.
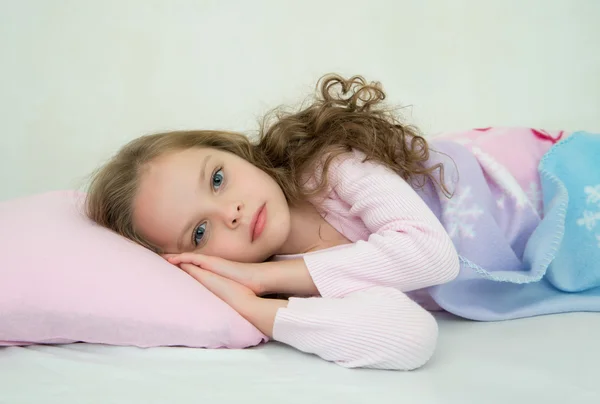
[0, 191, 267, 348]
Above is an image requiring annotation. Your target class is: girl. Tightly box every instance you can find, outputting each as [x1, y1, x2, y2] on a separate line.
[86, 74, 600, 371]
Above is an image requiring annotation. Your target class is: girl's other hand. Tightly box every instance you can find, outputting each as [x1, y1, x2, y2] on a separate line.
[177, 262, 287, 337]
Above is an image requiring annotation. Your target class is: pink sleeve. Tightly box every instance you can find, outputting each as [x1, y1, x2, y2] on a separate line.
[303, 151, 460, 297]
[273, 286, 438, 370]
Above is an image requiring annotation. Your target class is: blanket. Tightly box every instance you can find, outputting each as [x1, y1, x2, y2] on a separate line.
[415, 128, 600, 320]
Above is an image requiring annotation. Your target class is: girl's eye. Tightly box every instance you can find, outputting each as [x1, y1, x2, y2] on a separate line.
[212, 168, 224, 190]
[193, 222, 207, 246]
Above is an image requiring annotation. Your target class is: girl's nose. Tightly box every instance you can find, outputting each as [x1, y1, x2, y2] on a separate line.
[223, 201, 243, 229]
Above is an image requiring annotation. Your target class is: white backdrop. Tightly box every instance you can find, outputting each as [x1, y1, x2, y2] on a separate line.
[1, 0, 599, 202]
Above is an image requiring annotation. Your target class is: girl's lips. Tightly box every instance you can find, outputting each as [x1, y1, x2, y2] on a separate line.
[250, 203, 266, 242]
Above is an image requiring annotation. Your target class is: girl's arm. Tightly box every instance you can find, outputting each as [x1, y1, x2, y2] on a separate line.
[271, 286, 438, 370]
[258, 152, 454, 369]
[178, 262, 437, 370]
[262, 150, 459, 297]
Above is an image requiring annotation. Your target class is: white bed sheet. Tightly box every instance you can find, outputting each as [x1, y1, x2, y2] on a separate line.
[1, 312, 598, 404]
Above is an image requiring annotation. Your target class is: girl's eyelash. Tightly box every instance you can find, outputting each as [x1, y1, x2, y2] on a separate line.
[211, 166, 225, 191]
[192, 222, 207, 247]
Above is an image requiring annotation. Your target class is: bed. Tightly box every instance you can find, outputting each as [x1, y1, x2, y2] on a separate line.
[1, 311, 598, 404]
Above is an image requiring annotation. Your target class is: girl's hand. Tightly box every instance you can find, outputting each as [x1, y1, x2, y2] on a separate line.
[177, 262, 287, 337]
[178, 262, 256, 305]
[165, 252, 319, 297]
[164, 253, 268, 295]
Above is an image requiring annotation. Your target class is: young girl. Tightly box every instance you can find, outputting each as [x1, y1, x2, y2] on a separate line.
[86, 74, 600, 371]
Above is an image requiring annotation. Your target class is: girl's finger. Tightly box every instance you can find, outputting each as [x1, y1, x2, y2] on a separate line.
[167, 253, 209, 267]
[180, 263, 232, 303]
[174, 257, 251, 295]
[180, 263, 215, 286]
[162, 253, 182, 263]
[178, 262, 200, 279]
[169, 254, 235, 281]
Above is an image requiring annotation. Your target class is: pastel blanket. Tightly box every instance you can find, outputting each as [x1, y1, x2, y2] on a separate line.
[415, 127, 600, 320]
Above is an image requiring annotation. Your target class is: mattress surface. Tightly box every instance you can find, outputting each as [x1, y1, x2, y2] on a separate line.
[1, 312, 598, 404]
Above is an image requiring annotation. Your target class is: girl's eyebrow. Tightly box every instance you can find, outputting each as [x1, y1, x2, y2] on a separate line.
[176, 154, 212, 251]
[199, 154, 212, 184]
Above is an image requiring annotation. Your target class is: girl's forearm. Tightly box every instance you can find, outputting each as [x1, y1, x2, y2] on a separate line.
[259, 259, 320, 296]
[241, 298, 288, 338]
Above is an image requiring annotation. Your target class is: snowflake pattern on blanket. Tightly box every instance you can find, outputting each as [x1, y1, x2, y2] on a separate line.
[576, 185, 600, 248]
[441, 186, 483, 239]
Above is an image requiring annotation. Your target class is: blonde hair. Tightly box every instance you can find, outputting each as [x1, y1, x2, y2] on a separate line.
[86, 74, 447, 252]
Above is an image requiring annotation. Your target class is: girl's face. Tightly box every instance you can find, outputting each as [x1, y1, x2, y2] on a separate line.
[132, 147, 291, 263]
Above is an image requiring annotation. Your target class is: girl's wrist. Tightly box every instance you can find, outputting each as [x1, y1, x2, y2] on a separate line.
[258, 259, 319, 296]
[239, 296, 288, 338]
[255, 262, 280, 295]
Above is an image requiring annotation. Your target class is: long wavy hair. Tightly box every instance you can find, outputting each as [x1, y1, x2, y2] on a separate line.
[86, 74, 448, 252]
